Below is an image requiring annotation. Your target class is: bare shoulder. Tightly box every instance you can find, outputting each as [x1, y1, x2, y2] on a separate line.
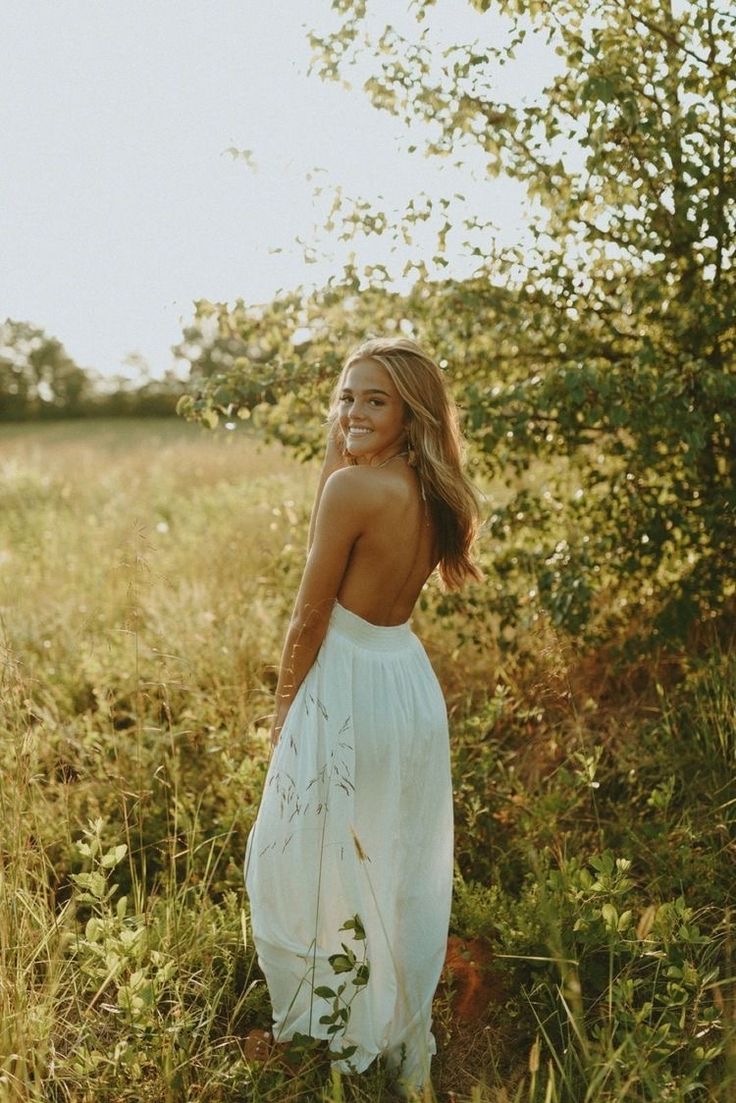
[321, 464, 410, 519]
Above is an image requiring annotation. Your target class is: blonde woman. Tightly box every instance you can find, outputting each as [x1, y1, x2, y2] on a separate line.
[244, 337, 481, 1092]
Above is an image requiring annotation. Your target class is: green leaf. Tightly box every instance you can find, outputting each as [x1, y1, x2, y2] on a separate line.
[353, 963, 370, 986]
[72, 871, 106, 898]
[328, 953, 354, 974]
[85, 917, 104, 942]
[601, 903, 618, 930]
[335, 1044, 357, 1059]
[340, 914, 366, 940]
[101, 844, 127, 869]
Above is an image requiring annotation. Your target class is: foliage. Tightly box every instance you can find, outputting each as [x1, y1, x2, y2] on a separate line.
[454, 851, 729, 1102]
[0, 318, 92, 419]
[179, 0, 736, 650]
[0, 318, 190, 421]
[449, 669, 736, 1101]
[84, 364, 191, 419]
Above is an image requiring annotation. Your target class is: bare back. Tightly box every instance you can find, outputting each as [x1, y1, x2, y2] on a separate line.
[334, 464, 438, 626]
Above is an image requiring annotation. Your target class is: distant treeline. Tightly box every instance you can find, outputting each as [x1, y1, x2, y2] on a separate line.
[0, 318, 189, 422]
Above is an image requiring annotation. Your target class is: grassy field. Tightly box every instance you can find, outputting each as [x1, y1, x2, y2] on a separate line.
[1, 418, 734, 1102]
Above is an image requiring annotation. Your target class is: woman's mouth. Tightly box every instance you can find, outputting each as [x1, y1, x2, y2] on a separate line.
[348, 427, 372, 436]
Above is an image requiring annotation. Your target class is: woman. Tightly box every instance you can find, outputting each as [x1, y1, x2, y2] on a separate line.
[244, 336, 481, 1092]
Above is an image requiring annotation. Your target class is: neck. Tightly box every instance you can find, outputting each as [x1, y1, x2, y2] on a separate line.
[372, 449, 409, 469]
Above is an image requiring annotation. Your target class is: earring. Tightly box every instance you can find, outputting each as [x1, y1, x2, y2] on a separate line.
[406, 433, 418, 468]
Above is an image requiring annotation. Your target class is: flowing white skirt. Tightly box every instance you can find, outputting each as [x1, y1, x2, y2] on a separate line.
[244, 601, 453, 1089]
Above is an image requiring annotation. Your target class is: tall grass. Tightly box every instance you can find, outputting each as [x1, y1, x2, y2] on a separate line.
[0, 418, 734, 1101]
[0, 420, 309, 1100]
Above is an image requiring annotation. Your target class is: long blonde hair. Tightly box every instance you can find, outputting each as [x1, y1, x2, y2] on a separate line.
[330, 336, 482, 590]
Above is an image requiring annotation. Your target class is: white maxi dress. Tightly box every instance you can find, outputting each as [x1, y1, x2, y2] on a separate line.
[244, 600, 453, 1089]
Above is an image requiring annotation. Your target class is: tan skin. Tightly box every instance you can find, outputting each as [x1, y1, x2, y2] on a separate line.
[269, 358, 439, 746]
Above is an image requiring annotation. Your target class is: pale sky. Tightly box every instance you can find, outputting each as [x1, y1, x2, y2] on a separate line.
[1, 1, 558, 380]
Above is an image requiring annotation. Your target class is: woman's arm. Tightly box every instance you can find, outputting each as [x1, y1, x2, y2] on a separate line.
[307, 425, 350, 551]
[270, 468, 375, 746]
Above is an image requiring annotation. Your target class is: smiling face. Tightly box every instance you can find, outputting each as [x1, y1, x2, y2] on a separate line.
[337, 357, 408, 465]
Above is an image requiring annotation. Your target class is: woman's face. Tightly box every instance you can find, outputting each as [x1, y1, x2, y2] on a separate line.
[337, 357, 408, 465]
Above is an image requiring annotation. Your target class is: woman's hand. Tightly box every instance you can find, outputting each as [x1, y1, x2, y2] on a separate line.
[269, 704, 288, 749]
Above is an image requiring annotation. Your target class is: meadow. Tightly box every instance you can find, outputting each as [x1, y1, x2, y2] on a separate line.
[1, 418, 734, 1102]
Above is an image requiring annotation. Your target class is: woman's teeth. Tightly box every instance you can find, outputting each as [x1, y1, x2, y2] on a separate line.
[349, 428, 372, 435]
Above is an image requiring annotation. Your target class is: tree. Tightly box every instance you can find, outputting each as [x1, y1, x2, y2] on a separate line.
[0, 319, 92, 420]
[180, 0, 736, 649]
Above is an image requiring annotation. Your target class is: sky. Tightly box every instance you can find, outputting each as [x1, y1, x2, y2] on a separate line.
[1, 1, 559, 381]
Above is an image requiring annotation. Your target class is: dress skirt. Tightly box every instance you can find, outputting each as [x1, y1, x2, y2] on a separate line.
[244, 600, 453, 1089]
